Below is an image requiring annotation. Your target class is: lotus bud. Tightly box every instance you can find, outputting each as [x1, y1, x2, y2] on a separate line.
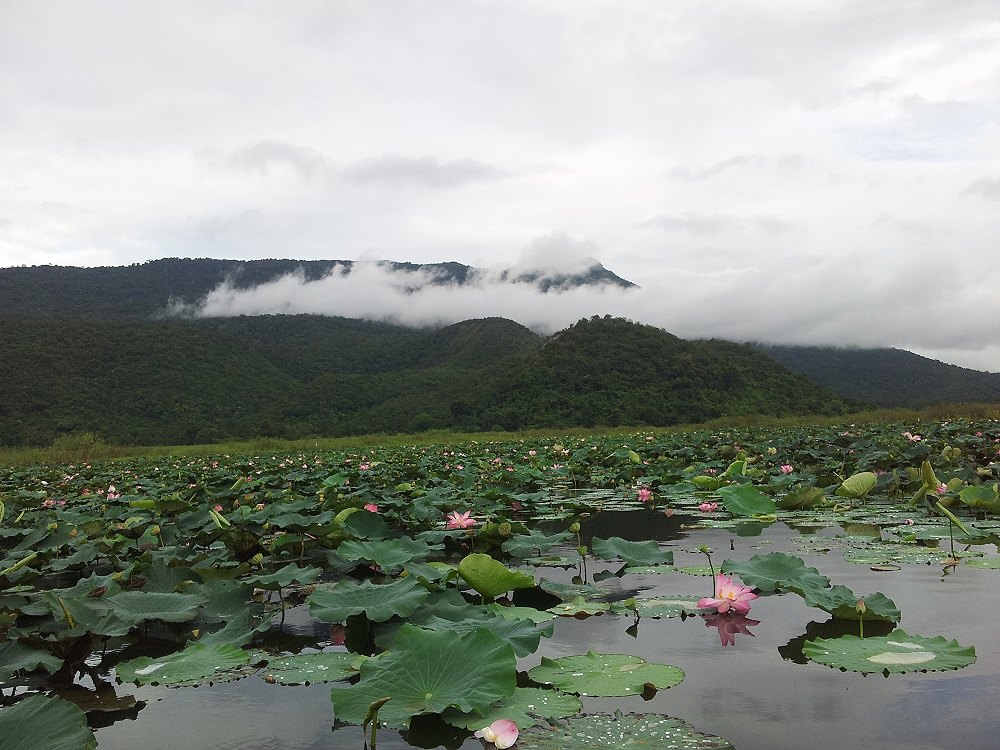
[569, 522, 581, 533]
[498, 522, 512, 537]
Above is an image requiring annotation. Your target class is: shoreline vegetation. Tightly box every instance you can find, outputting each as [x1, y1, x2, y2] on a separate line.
[4, 402, 999, 466]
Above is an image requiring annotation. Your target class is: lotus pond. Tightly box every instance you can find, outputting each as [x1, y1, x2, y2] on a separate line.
[2, 421, 1000, 749]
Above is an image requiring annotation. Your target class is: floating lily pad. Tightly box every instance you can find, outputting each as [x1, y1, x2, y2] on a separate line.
[515, 712, 733, 749]
[803, 630, 976, 674]
[259, 651, 362, 685]
[622, 564, 676, 575]
[0, 694, 97, 750]
[964, 557, 1000, 569]
[527, 651, 683, 696]
[547, 596, 611, 617]
[441, 686, 581, 730]
[673, 565, 714, 577]
[116, 642, 253, 686]
[539, 579, 608, 602]
[610, 595, 702, 619]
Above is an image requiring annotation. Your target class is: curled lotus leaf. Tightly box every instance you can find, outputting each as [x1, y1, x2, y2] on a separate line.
[515, 712, 733, 749]
[803, 630, 976, 674]
[457, 553, 535, 600]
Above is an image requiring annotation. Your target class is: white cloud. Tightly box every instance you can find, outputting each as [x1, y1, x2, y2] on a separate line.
[1, 1, 998, 368]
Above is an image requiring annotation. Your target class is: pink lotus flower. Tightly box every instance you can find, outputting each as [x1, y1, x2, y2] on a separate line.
[446, 510, 477, 529]
[779, 464, 794, 474]
[903, 431, 922, 442]
[936, 483, 948, 495]
[703, 611, 760, 646]
[637, 487, 652, 503]
[475, 719, 518, 749]
[364, 503, 379, 513]
[697, 573, 758, 614]
[698, 502, 718, 513]
[106, 484, 121, 500]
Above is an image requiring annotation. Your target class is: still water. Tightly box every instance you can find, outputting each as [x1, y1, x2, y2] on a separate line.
[90, 511, 1000, 750]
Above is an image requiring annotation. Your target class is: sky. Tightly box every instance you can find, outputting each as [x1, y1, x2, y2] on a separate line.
[2, 1, 999, 369]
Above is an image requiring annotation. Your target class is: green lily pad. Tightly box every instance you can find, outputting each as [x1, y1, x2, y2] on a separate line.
[591, 537, 674, 566]
[457, 553, 536, 600]
[539, 579, 608, 602]
[673, 565, 714, 577]
[336, 538, 432, 573]
[964, 557, 1000, 569]
[803, 630, 976, 674]
[0, 694, 97, 750]
[441, 686, 581, 730]
[330, 623, 516, 729]
[246, 563, 321, 589]
[547, 596, 611, 617]
[527, 651, 684, 696]
[718, 484, 776, 516]
[610, 595, 702, 619]
[307, 576, 430, 623]
[259, 651, 363, 685]
[116, 642, 253, 686]
[483, 603, 557, 623]
[723, 552, 831, 595]
[515, 713, 734, 750]
[622, 564, 676, 575]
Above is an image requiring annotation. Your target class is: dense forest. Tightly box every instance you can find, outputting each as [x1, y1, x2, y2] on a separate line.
[759, 344, 1000, 408]
[0, 314, 849, 446]
[3, 257, 998, 447]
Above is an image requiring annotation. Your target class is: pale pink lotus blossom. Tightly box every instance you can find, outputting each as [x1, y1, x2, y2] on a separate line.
[364, 503, 380, 513]
[704, 467, 718, 475]
[106, 484, 121, 500]
[213, 504, 224, 512]
[474, 719, 518, 749]
[903, 431, 922, 442]
[637, 487, 652, 503]
[698, 502, 718, 513]
[779, 464, 794, 474]
[446, 510, 477, 529]
[698, 573, 758, 614]
[936, 483, 948, 495]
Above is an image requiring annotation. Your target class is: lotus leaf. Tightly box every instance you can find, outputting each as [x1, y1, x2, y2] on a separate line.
[547, 596, 611, 617]
[457, 553, 535, 600]
[0, 694, 97, 750]
[527, 651, 684, 696]
[718, 484, 776, 515]
[307, 576, 430, 623]
[0, 640, 63, 681]
[105, 590, 209, 625]
[591, 537, 674, 566]
[610, 595, 702, 619]
[515, 712, 734, 749]
[837, 472, 878, 499]
[259, 651, 363, 684]
[336, 537, 432, 573]
[803, 630, 976, 674]
[116, 642, 253, 686]
[442, 686, 581, 730]
[330, 623, 516, 729]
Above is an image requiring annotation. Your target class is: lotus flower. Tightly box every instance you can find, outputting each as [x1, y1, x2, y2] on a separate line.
[697, 573, 758, 614]
[779, 464, 794, 474]
[364, 503, 379, 513]
[698, 502, 718, 513]
[446, 510, 477, 529]
[475, 719, 518, 749]
[637, 487, 652, 503]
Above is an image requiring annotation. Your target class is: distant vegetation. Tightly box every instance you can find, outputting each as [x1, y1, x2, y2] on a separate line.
[0, 314, 850, 447]
[4, 257, 998, 449]
[760, 345, 1000, 408]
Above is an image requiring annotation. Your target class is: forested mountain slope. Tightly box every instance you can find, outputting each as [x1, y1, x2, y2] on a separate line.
[759, 344, 1000, 408]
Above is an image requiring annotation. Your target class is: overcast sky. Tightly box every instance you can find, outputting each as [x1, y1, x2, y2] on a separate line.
[2, 2, 999, 369]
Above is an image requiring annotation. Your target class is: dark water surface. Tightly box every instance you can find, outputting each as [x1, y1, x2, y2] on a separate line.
[89, 511, 1000, 749]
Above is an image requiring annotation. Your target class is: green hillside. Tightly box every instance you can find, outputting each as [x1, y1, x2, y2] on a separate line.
[0, 313, 849, 447]
[760, 344, 1000, 407]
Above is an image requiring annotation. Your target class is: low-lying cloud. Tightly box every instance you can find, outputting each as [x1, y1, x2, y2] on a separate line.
[169, 249, 1000, 373]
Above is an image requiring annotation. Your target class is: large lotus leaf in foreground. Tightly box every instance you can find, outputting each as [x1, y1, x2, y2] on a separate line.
[515, 712, 734, 749]
[527, 651, 684, 696]
[0, 694, 97, 750]
[330, 623, 517, 729]
[803, 630, 976, 674]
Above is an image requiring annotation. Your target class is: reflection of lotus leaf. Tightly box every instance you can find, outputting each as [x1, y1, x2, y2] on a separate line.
[515, 712, 734, 749]
[803, 630, 976, 674]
